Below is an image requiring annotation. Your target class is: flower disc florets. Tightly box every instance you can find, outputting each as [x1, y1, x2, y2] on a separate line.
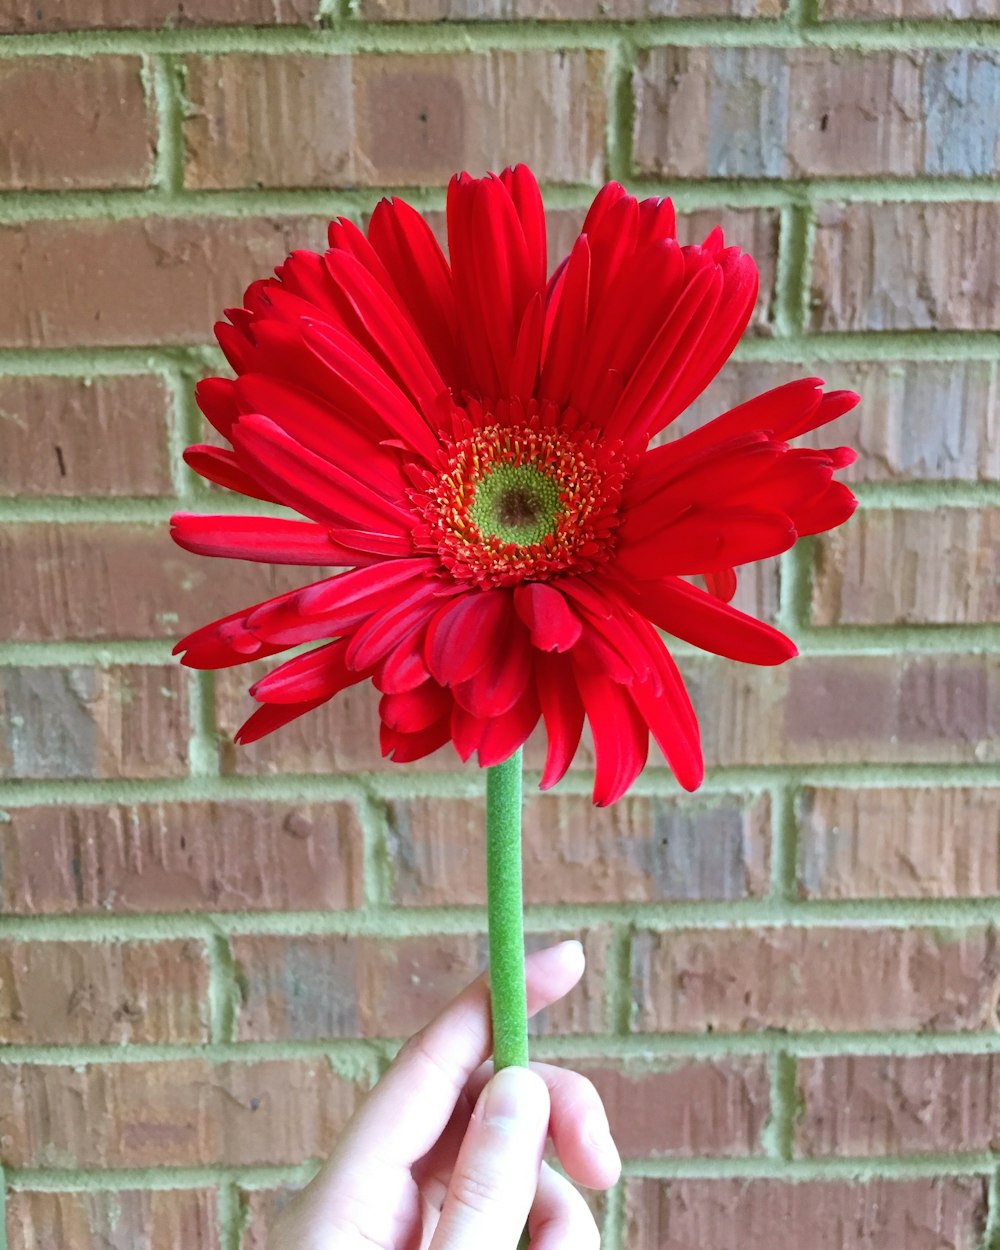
[412, 398, 629, 587]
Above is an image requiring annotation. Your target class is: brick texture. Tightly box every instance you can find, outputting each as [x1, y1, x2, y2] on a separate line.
[797, 787, 1000, 899]
[361, 0, 782, 17]
[6, 1190, 221, 1250]
[0, 799, 364, 914]
[0, 1059, 361, 1167]
[0, 0, 317, 30]
[631, 927, 1000, 1033]
[0, 938, 209, 1044]
[822, 0, 996, 16]
[626, 1178, 989, 1250]
[634, 48, 1000, 179]
[0, 376, 174, 497]
[184, 51, 608, 189]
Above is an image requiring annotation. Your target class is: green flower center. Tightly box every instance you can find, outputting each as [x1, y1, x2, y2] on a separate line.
[468, 464, 562, 547]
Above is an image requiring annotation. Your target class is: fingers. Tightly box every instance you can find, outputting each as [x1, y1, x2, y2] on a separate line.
[343, 940, 586, 1169]
[464, 1061, 621, 1190]
[429, 1066, 550, 1250]
[528, 1163, 602, 1250]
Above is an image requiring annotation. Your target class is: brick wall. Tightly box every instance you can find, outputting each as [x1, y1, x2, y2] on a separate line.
[0, 3, 998, 1249]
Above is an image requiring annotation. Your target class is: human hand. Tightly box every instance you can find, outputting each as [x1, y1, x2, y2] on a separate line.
[268, 940, 620, 1249]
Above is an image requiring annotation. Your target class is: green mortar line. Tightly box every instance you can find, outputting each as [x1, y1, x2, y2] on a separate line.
[0, 1039, 390, 1068]
[796, 624, 1000, 656]
[1, 18, 999, 56]
[187, 670, 222, 780]
[776, 541, 810, 636]
[0, 346, 221, 375]
[603, 1177, 626, 1250]
[149, 56, 186, 194]
[605, 35, 635, 185]
[768, 785, 799, 904]
[763, 1051, 801, 1161]
[0, 640, 173, 665]
[0, 1167, 7, 1250]
[2, 895, 999, 944]
[985, 1166, 1000, 1250]
[4, 1164, 320, 1193]
[356, 790, 395, 908]
[207, 932, 240, 1044]
[217, 1181, 242, 1250]
[852, 482, 1000, 509]
[773, 204, 813, 340]
[618, 1154, 1000, 1181]
[606, 927, 634, 1036]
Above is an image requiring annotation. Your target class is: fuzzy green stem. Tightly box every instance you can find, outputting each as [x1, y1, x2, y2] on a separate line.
[486, 748, 528, 1071]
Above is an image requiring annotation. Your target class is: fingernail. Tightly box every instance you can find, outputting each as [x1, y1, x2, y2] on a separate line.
[483, 1067, 536, 1127]
[582, 1108, 618, 1159]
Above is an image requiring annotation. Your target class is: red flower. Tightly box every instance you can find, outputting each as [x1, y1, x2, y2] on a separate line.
[172, 167, 858, 805]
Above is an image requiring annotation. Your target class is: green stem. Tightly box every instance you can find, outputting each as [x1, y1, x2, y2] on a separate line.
[485, 749, 531, 1249]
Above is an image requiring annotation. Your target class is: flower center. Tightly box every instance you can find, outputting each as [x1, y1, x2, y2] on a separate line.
[411, 398, 629, 588]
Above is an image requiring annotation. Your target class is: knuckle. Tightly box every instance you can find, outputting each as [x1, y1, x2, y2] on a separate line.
[450, 1159, 505, 1215]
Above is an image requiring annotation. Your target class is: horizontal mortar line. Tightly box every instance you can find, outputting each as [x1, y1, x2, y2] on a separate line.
[0, 640, 176, 665]
[0, 346, 220, 375]
[631, 177, 1000, 209]
[3, 1029, 1000, 1068]
[0, 17, 997, 55]
[1, 897, 998, 941]
[618, 1154, 999, 1182]
[851, 482, 1000, 508]
[796, 626, 1000, 657]
[3, 1164, 319, 1193]
[1, 763, 997, 808]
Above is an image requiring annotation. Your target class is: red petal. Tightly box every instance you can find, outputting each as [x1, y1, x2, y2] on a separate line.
[170, 513, 367, 567]
[380, 716, 454, 764]
[380, 681, 453, 733]
[539, 235, 591, 407]
[574, 668, 648, 807]
[500, 164, 547, 291]
[195, 377, 240, 440]
[513, 582, 583, 652]
[617, 508, 797, 579]
[182, 445, 278, 504]
[705, 568, 738, 603]
[424, 590, 512, 687]
[508, 293, 545, 398]
[631, 649, 704, 792]
[452, 622, 533, 718]
[235, 697, 330, 745]
[793, 480, 858, 535]
[536, 652, 585, 790]
[249, 638, 363, 704]
[344, 582, 445, 671]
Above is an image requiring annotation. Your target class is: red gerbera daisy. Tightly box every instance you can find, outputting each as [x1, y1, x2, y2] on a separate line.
[171, 166, 858, 806]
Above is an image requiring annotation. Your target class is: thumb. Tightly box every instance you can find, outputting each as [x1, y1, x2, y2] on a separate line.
[429, 1066, 550, 1250]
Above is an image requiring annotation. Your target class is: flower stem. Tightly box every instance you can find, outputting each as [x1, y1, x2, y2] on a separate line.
[485, 748, 531, 1249]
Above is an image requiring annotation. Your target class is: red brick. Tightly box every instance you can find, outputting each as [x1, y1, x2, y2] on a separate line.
[0, 57, 153, 190]
[0, 665, 188, 780]
[797, 1054, 1000, 1156]
[386, 792, 770, 907]
[0, 216, 329, 348]
[684, 358, 1000, 484]
[822, 0, 994, 15]
[361, 0, 781, 16]
[0, 376, 173, 497]
[0, 1058, 361, 1168]
[0, 799, 364, 915]
[797, 787, 1000, 899]
[0, 523, 334, 642]
[6, 1189, 220, 1250]
[0, 0, 316, 29]
[0, 939, 209, 1045]
[631, 927, 1000, 1033]
[239, 1187, 298, 1250]
[810, 201, 1000, 332]
[812, 507, 1000, 626]
[233, 929, 611, 1041]
[570, 1058, 769, 1158]
[625, 1177, 988, 1250]
[184, 51, 607, 189]
[671, 653, 1000, 770]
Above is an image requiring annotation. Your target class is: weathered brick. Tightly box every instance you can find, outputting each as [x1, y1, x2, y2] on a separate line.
[184, 51, 607, 190]
[570, 1057, 770, 1157]
[625, 1177, 988, 1250]
[798, 787, 1000, 899]
[812, 507, 1000, 626]
[685, 358, 1000, 484]
[0, 216, 329, 348]
[0, 57, 153, 190]
[0, 1058, 361, 1168]
[0, 939, 209, 1045]
[0, 800, 365, 915]
[0, 376, 173, 497]
[6, 1189, 220, 1250]
[631, 927, 1000, 1033]
[361, 0, 781, 17]
[239, 1187, 298, 1250]
[0, 665, 188, 780]
[386, 792, 770, 907]
[0, 523, 330, 642]
[822, 0, 996, 16]
[635, 48, 1000, 179]
[0, 0, 316, 30]
[797, 1054, 1000, 1156]
[671, 653, 1000, 770]
[810, 201, 1000, 332]
[233, 929, 611, 1041]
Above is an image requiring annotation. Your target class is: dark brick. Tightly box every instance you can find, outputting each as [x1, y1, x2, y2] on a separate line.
[6, 1190, 220, 1250]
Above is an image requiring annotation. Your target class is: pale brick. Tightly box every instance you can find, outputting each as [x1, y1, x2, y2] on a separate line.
[0, 0, 316, 29]
[0, 216, 330, 348]
[184, 51, 607, 189]
[573, 1057, 770, 1157]
[0, 665, 188, 780]
[0, 57, 153, 190]
[626, 1177, 988, 1250]
[797, 1054, 1000, 1156]
[386, 792, 770, 906]
[822, 0, 997, 16]
[0, 939, 209, 1045]
[6, 1190, 220, 1250]
[798, 787, 1000, 899]
[0, 376, 173, 497]
[631, 927, 1000, 1033]
[810, 201, 1000, 332]
[233, 929, 611, 1040]
[0, 800, 364, 915]
[812, 507, 1000, 625]
[0, 1058, 361, 1167]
